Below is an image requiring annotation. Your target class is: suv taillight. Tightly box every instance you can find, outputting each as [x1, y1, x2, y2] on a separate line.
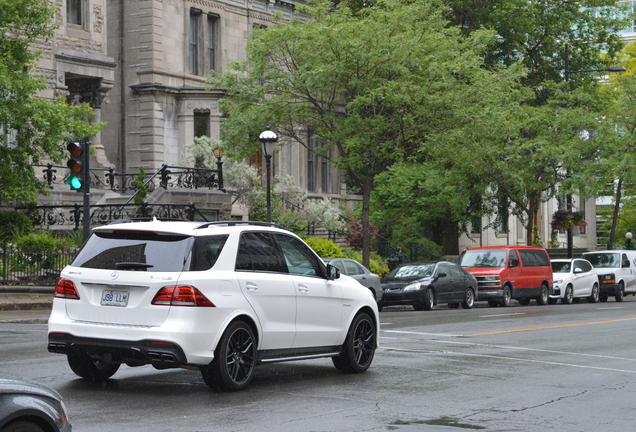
[151, 286, 215, 307]
[55, 279, 80, 300]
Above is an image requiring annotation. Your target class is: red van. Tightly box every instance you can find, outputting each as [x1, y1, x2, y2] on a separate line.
[459, 246, 553, 307]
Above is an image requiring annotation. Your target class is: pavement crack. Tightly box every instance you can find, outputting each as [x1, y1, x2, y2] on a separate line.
[510, 390, 588, 412]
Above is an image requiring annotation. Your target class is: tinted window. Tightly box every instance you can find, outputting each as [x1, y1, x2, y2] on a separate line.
[573, 260, 588, 273]
[580, 260, 593, 272]
[344, 260, 364, 275]
[72, 231, 193, 272]
[509, 250, 519, 267]
[551, 261, 571, 273]
[190, 235, 228, 271]
[622, 254, 630, 268]
[236, 232, 287, 273]
[584, 253, 620, 268]
[446, 263, 463, 277]
[460, 250, 507, 268]
[275, 234, 325, 277]
[384, 264, 434, 282]
[519, 250, 549, 267]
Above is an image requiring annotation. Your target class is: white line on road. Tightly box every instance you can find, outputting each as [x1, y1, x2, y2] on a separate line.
[479, 312, 527, 318]
[382, 329, 461, 337]
[597, 307, 624, 310]
[380, 346, 636, 374]
[380, 322, 393, 325]
[428, 339, 636, 362]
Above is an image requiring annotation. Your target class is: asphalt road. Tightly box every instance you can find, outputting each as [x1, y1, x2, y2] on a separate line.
[2, 297, 636, 432]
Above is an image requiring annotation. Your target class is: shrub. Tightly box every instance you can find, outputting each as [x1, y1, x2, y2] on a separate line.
[0, 211, 32, 245]
[305, 237, 343, 258]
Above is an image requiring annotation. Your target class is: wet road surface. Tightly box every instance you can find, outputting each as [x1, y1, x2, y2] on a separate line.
[2, 298, 636, 431]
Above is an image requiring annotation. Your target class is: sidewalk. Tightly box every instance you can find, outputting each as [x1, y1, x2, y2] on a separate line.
[0, 289, 53, 323]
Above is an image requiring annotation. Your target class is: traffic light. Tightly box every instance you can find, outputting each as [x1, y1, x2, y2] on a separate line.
[65, 140, 84, 191]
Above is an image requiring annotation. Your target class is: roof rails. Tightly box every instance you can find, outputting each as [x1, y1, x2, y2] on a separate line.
[109, 217, 197, 225]
[195, 220, 285, 230]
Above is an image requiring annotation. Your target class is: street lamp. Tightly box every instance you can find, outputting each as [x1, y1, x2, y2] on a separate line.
[213, 147, 224, 191]
[563, 44, 625, 258]
[259, 128, 278, 223]
[626, 232, 634, 250]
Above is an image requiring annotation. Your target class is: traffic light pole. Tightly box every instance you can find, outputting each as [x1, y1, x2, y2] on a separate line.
[82, 138, 91, 243]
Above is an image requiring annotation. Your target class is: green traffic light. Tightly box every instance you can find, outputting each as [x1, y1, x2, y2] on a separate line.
[66, 176, 83, 190]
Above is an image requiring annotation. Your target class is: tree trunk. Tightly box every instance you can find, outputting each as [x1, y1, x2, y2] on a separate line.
[607, 177, 623, 250]
[525, 193, 539, 246]
[361, 178, 372, 268]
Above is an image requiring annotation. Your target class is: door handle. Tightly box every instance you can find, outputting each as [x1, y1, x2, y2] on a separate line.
[298, 286, 310, 294]
[246, 283, 259, 292]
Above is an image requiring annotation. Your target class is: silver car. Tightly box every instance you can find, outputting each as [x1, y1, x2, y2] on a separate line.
[0, 377, 71, 432]
[324, 258, 382, 303]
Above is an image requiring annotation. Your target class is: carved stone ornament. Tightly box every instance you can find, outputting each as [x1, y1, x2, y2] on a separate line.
[93, 5, 104, 33]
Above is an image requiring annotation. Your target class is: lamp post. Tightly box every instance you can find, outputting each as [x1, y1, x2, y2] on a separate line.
[563, 44, 625, 258]
[259, 129, 278, 223]
[213, 147, 224, 191]
[626, 232, 634, 250]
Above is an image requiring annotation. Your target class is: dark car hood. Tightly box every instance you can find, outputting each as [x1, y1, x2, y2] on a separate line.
[0, 377, 61, 401]
[381, 277, 433, 291]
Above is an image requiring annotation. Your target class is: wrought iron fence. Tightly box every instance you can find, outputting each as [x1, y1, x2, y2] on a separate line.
[35, 163, 224, 193]
[0, 246, 77, 285]
[16, 203, 214, 229]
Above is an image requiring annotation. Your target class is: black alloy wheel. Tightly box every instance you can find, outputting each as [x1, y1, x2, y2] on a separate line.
[201, 320, 257, 391]
[461, 288, 475, 309]
[333, 312, 376, 373]
[67, 350, 120, 381]
[563, 285, 574, 304]
[536, 284, 549, 305]
[588, 283, 600, 303]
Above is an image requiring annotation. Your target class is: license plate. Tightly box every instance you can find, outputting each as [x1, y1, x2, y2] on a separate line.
[101, 289, 129, 307]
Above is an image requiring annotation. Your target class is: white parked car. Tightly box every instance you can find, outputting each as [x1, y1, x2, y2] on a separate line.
[549, 259, 599, 304]
[48, 220, 379, 391]
[583, 250, 636, 302]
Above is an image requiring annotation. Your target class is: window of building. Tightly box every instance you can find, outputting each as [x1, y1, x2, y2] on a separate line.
[497, 195, 509, 234]
[307, 131, 317, 192]
[620, 1, 636, 33]
[321, 149, 331, 193]
[469, 196, 482, 234]
[577, 198, 586, 235]
[67, 0, 83, 25]
[193, 110, 210, 138]
[189, 9, 201, 75]
[207, 15, 218, 71]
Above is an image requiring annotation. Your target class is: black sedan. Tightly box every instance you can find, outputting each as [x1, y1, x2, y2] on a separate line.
[0, 376, 71, 432]
[379, 261, 478, 311]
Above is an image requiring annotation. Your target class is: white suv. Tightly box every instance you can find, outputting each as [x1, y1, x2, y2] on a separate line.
[48, 220, 378, 391]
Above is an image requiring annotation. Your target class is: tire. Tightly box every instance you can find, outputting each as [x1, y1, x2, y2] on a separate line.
[201, 320, 257, 391]
[588, 283, 600, 303]
[1, 420, 45, 432]
[488, 300, 499, 307]
[67, 350, 120, 381]
[536, 284, 549, 305]
[461, 288, 475, 309]
[448, 302, 460, 309]
[422, 288, 434, 311]
[563, 285, 574, 305]
[518, 298, 530, 306]
[500, 285, 511, 307]
[616, 282, 625, 302]
[332, 312, 376, 373]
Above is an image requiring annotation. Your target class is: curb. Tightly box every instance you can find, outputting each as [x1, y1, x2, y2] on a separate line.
[0, 286, 53, 294]
[0, 302, 52, 311]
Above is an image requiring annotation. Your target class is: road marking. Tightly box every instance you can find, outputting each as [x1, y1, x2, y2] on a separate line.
[465, 317, 636, 337]
[381, 346, 636, 374]
[383, 329, 461, 337]
[597, 307, 624, 310]
[380, 322, 393, 325]
[479, 312, 527, 318]
[429, 339, 636, 362]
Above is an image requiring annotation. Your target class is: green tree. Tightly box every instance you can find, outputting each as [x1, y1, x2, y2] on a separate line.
[209, 0, 521, 266]
[0, 0, 100, 204]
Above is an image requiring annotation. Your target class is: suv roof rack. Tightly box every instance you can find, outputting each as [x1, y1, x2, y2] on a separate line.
[195, 220, 285, 230]
[110, 217, 194, 225]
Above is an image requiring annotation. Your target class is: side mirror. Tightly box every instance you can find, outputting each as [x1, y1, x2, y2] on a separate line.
[327, 264, 340, 280]
[437, 272, 447, 278]
[574, 268, 583, 274]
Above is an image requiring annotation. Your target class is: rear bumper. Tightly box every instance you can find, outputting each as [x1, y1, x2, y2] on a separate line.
[48, 333, 187, 368]
[47, 299, 232, 365]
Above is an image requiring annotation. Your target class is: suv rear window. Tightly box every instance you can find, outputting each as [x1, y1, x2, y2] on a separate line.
[71, 231, 194, 272]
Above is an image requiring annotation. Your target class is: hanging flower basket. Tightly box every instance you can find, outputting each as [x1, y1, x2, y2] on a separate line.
[551, 210, 587, 230]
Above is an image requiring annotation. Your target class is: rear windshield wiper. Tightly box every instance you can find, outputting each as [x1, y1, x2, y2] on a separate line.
[114, 262, 154, 269]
